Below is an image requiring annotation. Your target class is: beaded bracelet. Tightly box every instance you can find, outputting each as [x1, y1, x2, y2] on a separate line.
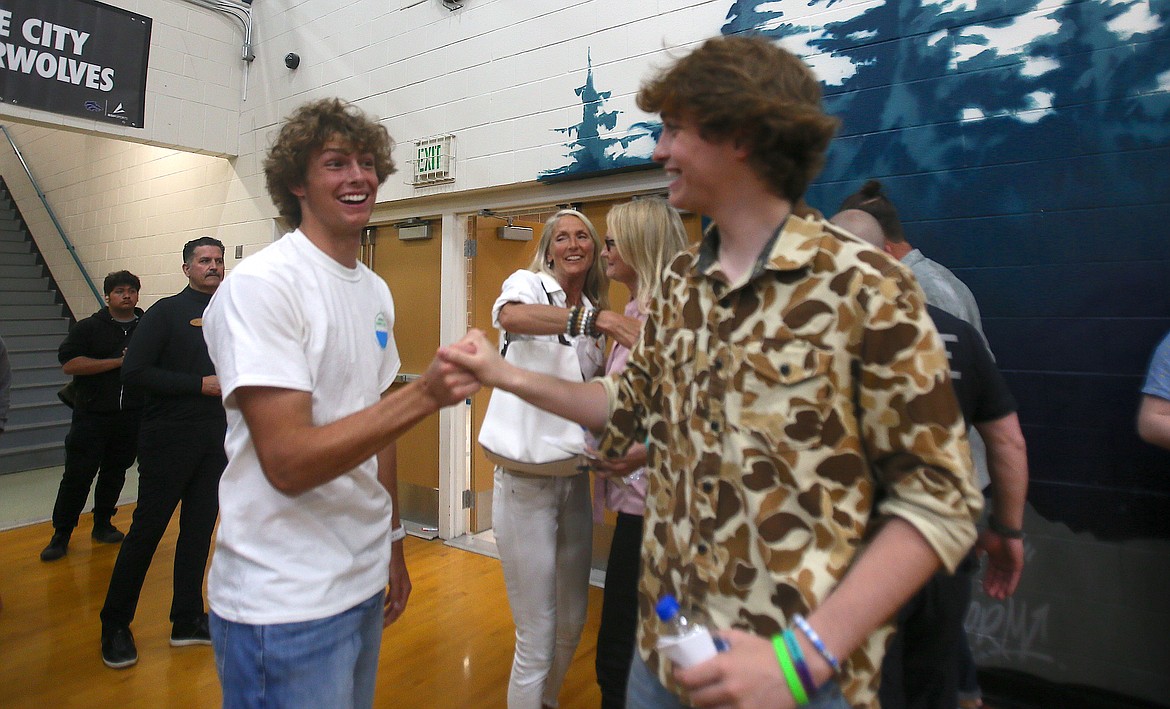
[988, 514, 1025, 539]
[565, 305, 581, 338]
[583, 307, 601, 338]
[783, 629, 817, 697]
[577, 306, 590, 338]
[791, 614, 841, 674]
[772, 634, 810, 706]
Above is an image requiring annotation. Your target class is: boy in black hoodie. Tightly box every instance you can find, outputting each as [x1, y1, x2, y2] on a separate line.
[41, 270, 144, 561]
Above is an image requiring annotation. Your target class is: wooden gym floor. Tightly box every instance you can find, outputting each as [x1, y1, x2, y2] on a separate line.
[0, 506, 604, 708]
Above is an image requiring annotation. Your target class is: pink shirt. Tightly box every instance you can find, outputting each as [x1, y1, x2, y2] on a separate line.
[592, 300, 649, 521]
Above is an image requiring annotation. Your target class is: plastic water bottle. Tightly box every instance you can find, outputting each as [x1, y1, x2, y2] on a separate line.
[655, 594, 720, 668]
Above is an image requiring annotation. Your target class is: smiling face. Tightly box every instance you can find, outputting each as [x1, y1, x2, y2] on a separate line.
[546, 214, 596, 287]
[652, 114, 741, 217]
[291, 137, 379, 241]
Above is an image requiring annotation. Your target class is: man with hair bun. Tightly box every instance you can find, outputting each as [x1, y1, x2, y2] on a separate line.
[444, 34, 981, 709]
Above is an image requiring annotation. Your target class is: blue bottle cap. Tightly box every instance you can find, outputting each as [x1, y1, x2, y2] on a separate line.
[655, 594, 680, 621]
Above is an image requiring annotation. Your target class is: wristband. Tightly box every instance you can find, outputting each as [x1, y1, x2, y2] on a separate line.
[988, 515, 1024, 539]
[791, 614, 841, 674]
[390, 525, 406, 543]
[565, 305, 580, 338]
[772, 634, 809, 706]
[583, 307, 600, 339]
[783, 629, 817, 697]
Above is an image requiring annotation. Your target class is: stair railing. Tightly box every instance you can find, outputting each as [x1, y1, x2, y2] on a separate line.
[0, 124, 103, 306]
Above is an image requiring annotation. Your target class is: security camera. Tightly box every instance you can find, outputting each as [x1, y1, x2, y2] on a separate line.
[284, 53, 300, 70]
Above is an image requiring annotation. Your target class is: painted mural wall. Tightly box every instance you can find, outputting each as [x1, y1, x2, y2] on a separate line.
[536, 0, 1170, 703]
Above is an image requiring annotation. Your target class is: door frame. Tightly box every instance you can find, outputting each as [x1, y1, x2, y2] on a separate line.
[372, 169, 671, 540]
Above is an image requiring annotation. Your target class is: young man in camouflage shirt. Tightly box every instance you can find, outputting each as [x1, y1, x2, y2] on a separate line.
[444, 35, 981, 709]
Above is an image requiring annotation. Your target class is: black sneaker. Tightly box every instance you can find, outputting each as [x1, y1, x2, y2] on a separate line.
[39, 531, 70, 562]
[170, 614, 211, 647]
[91, 521, 125, 544]
[101, 624, 138, 669]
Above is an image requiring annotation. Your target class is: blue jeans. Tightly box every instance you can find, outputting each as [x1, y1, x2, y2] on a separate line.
[626, 652, 850, 709]
[211, 591, 384, 709]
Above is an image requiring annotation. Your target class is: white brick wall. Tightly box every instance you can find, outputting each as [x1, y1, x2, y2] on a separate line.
[0, 0, 729, 320]
[0, 122, 266, 313]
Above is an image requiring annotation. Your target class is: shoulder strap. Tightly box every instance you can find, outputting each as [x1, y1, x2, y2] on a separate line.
[500, 280, 570, 357]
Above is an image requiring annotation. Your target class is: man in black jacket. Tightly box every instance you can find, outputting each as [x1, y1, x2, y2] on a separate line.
[40, 271, 144, 562]
[99, 238, 227, 669]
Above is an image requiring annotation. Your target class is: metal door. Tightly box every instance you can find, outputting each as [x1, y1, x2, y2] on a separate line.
[372, 222, 443, 527]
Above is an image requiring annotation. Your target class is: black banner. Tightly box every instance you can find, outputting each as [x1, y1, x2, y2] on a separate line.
[0, 0, 151, 128]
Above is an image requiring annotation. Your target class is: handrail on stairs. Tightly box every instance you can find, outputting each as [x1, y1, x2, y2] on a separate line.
[0, 124, 103, 307]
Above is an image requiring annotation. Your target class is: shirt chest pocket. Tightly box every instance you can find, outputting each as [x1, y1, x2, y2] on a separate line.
[736, 340, 834, 451]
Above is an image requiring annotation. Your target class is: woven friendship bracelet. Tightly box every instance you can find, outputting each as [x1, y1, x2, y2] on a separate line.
[791, 614, 841, 674]
[772, 634, 810, 706]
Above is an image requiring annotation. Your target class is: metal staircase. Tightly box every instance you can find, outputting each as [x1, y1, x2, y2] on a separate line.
[0, 177, 72, 474]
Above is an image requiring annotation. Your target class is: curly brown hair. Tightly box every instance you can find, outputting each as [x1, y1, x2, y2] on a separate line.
[637, 35, 839, 202]
[264, 98, 396, 227]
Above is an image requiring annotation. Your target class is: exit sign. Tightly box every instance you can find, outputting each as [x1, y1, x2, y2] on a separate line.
[411, 135, 455, 185]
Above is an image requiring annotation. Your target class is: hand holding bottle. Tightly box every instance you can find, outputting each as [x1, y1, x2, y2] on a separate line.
[655, 595, 721, 668]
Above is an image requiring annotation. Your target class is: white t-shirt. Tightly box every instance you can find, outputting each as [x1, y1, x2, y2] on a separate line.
[203, 229, 401, 624]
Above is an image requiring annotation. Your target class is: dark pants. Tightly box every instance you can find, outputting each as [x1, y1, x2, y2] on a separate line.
[957, 622, 982, 702]
[596, 512, 643, 709]
[100, 421, 226, 628]
[51, 408, 141, 531]
[879, 551, 978, 709]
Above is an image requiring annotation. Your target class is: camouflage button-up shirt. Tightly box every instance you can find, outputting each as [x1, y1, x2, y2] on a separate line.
[597, 215, 981, 708]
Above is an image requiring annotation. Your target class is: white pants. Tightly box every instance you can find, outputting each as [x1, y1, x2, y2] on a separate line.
[493, 468, 593, 709]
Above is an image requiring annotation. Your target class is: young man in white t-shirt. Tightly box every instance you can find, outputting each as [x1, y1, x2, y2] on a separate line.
[203, 98, 478, 708]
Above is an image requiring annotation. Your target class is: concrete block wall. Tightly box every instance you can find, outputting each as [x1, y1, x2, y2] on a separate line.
[0, 0, 750, 317]
[239, 0, 732, 202]
[762, 0, 1170, 702]
[0, 0, 260, 314]
[0, 123, 264, 313]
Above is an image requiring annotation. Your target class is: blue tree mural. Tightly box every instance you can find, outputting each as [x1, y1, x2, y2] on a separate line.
[724, 0, 1170, 539]
[537, 3, 1170, 537]
[539, 50, 660, 181]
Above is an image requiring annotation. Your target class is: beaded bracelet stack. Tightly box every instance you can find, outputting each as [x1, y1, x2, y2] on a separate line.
[565, 305, 601, 338]
[772, 615, 842, 706]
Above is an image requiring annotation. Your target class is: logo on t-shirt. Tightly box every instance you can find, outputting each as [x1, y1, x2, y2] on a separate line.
[374, 313, 389, 349]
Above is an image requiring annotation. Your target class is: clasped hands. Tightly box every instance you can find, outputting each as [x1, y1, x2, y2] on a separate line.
[418, 329, 503, 407]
